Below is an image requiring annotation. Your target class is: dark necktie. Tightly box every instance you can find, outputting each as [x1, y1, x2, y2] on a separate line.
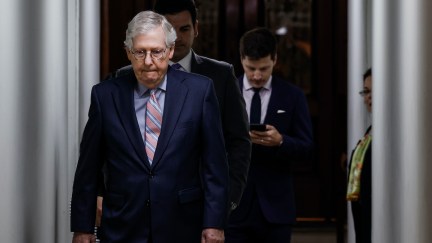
[250, 87, 262, 124]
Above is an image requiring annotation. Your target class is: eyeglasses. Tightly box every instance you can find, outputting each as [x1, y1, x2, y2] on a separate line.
[129, 48, 167, 61]
[359, 89, 371, 97]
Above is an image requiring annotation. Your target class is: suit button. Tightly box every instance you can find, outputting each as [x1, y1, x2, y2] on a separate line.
[230, 202, 238, 210]
[146, 200, 150, 206]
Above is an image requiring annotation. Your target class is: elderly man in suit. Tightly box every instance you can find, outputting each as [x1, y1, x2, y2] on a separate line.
[225, 27, 313, 243]
[102, 0, 251, 214]
[71, 11, 229, 243]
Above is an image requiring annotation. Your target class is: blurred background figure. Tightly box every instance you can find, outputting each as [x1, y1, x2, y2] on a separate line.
[346, 68, 372, 243]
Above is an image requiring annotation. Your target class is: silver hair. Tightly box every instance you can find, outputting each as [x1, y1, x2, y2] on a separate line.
[124, 11, 177, 50]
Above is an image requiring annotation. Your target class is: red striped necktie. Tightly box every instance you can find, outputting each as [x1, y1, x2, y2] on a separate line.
[145, 89, 162, 164]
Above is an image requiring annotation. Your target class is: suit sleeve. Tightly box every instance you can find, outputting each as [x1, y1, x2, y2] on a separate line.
[222, 66, 251, 205]
[200, 80, 230, 228]
[70, 86, 104, 233]
[277, 90, 313, 160]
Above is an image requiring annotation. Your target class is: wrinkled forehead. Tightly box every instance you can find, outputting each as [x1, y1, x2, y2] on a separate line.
[131, 27, 167, 48]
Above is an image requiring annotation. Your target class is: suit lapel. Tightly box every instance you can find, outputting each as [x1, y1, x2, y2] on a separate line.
[265, 77, 283, 124]
[112, 74, 151, 170]
[151, 68, 188, 168]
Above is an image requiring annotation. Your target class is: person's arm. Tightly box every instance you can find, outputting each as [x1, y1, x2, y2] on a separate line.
[276, 90, 313, 159]
[249, 88, 313, 160]
[71, 86, 104, 234]
[221, 66, 251, 208]
[200, 79, 230, 229]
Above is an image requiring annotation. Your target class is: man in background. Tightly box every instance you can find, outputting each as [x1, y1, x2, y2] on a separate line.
[225, 27, 313, 243]
[102, 0, 251, 214]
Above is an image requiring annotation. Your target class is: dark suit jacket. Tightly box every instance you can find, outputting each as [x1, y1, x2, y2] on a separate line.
[71, 67, 229, 242]
[109, 52, 251, 206]
[190, 53, 251, 205]
[230, 75, 313, 225]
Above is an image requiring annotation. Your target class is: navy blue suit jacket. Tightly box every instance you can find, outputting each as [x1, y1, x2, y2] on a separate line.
[108, 52, 251, 206]
[71, 67, 229, 242]
[230, 75, 313, 225]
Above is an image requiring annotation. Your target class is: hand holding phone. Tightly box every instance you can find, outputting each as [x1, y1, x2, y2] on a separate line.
[249, 124, 267, 131]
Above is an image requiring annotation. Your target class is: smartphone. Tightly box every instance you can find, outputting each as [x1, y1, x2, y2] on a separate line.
[249, 124, 267, 131]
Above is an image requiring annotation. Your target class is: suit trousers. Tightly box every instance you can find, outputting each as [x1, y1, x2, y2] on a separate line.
[226, 191, 292, 243]
[351, 201, 371, 243]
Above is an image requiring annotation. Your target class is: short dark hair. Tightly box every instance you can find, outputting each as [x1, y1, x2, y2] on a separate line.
[363, 68, 372, 81]
[239, 27, 277, 60]
[153, 0, 198, 27]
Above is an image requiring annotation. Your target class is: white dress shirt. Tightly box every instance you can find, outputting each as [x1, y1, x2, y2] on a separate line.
[242, 76, 273, 124]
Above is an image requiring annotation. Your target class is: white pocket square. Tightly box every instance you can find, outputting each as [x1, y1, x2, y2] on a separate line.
[277, 110, 286, 114]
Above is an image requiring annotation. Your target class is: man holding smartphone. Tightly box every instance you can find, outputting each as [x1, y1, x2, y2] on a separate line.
[226, 27, 314, 243]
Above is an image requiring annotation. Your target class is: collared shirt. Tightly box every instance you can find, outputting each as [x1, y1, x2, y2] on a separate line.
[242, 76, 273, 124]
[134, 77, 167, 142]
[169, 50, 192, 72]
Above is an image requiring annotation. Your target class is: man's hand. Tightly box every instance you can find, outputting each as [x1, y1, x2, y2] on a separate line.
[201, 228, 224, 243]
[72, 232, 96, 243]
[96, 196, 103, 226]
[249, 124, 283, 147]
